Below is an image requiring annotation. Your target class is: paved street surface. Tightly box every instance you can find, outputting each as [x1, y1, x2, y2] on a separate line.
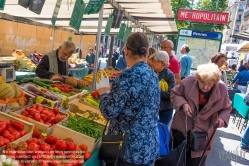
[206, 114, 249, 166]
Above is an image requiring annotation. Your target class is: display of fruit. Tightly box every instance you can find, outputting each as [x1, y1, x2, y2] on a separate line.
[51, 83, 74, 93]
[5, 130, 91, 165]
[82, 94, 100, 107]
[83, 74, 94, 83]
[77, 79, 88, 89]
[21, 104, 67, 127]
[9, 82, 22, 98]
[0, 83, 15, 99]
[65, 76, 78, 87]
[0, 120, 27, 147]
[160, 79, 168, 92]
[69, 110, 107, 125]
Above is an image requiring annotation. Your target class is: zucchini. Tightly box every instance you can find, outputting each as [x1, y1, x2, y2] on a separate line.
[33, 80, 50, 88]
[36, 78, 53, 84]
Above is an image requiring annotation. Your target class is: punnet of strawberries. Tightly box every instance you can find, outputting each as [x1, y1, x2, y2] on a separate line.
[21, 104, 67, 127]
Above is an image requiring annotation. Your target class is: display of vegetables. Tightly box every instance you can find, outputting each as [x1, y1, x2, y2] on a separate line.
[0, 120, 27, 147]
[81, 94, 100, 107]
[21, 104, 67, 127]
[62, 115, 103, 140]
[68, 111, 107, 125]
[4, 129, 91, 166]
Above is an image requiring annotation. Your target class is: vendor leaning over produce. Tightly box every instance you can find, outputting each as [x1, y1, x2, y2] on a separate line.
[35, 41, 76, 81]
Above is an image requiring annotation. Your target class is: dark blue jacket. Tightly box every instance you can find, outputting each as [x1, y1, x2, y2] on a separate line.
[115, 55, 127, 70]
[232, 70, 249, 86]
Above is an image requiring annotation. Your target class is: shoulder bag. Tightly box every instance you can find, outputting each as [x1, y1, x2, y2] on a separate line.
[98, 70, 152, 165]
[190, 109, 212, 152]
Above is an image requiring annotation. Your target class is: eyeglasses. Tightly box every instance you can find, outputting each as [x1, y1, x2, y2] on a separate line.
[160, 46, 172, 49]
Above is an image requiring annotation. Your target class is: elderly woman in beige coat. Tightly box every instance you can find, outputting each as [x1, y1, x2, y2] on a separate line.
[170, 63, 231, 166]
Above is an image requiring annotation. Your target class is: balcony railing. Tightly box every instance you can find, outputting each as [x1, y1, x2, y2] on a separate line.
[244, 9, 249, 18]
[236, 19, 242, 22]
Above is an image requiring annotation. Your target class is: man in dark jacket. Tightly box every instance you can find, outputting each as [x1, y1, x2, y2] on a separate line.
[35, 41, 75, 81]
[112, 46, 119, 68]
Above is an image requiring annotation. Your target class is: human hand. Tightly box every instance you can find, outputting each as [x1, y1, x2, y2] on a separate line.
[182, 103, 192, 117]
[216, 118, 225, 128]
[97, 87, 110, 96]
[51, 75, 64, 82]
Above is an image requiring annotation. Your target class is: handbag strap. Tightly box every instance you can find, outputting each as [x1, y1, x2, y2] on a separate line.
[102, 69, 153, 135]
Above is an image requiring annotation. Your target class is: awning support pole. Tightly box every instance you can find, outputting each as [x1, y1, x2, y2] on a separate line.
[92, 5, 104, 91]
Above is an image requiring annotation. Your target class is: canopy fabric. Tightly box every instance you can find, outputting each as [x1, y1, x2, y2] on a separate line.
[237, 41, 249, 52]
[1, 0, 177, 35]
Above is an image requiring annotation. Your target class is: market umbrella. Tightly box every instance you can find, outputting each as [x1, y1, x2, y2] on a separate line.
[237, 41, 249, 52]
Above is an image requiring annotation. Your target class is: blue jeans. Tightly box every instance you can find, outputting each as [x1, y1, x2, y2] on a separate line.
[241, 126, 249, 148]
[159, 109, 173, 125]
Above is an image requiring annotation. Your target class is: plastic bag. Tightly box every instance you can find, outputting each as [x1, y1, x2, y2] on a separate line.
[96, 70, 109, 89]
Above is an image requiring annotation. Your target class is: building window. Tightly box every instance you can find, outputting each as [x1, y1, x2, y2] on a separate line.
[239, 4, 245, 11]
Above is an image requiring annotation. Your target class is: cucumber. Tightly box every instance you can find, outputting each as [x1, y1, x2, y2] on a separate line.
[84, 98, 99, 107]
[33, 80, 50, 88]
[21, 78, 36, 83]
[36, 78, 53, 84]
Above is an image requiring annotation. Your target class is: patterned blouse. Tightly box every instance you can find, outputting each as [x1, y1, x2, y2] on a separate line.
[99, 61, 160, 164]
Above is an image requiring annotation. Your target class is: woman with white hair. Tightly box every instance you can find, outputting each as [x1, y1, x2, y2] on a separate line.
[148, 51, 176, 125]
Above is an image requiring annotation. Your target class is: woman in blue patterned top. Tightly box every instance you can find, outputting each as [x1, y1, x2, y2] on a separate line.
[97, 32, 160, 166]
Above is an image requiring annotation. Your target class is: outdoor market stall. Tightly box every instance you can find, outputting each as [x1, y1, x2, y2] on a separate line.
[0, 0, 177, 165]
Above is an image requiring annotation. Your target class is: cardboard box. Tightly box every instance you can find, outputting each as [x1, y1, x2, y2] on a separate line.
[54, 124, 101, 153]
[0, 112, 34, 153]
[9, 107, 68, 135]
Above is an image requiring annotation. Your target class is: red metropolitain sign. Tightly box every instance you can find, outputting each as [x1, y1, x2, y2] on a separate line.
[178, 9, 229, 24]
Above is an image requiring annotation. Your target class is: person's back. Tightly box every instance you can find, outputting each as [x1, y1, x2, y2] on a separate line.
[180, 53, 192, 78]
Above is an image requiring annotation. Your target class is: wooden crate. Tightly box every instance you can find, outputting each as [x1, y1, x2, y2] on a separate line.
[69, 99, 101, 116]
[0, 112, 34, 153]
[9, 108, 68, 135]
[53, 124, 101, 153]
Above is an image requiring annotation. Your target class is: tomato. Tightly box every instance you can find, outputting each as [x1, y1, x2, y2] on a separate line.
[0, 138, 5, 147]
[12, 131, 21, 139]
[50, 112, 56, 117]
[55, 139, 67, 151]
[48, 117, 55, 124]
[42, 110, 52, 117]
[27, 143, 40, 151]
[53, 115, 62, 124]
[21, 111, 29, 116]
[2, 130, 10, 135]
[40, 114, 48, 121]
[67, 151, 77, 159]
[19, 130, 27, 136]
[64, 138, 73, 142]
[32, 129, 41, 138]
[38, 134, 46, 141]
[25, 164, 32, 166]
[61, 115, 67, 119]
[66, 142, 76, 151]
[52, 108, 59, 115]
[84, 152, 91, 160]
[18, 141, 28, 150]
[37, 106, 43, 112]
[77, 160, 84, 166]
[7, 126, 17, 134]
[16, 151, 27, 160]
[40, 161, 49, 166]
[40, 143, 51, 151]
[28, 115, 33, 119]
[5, 148, 16, 158]
[2, 138, 10, 145]
[79, 144, 88, 151]
[45, 135, 57, 144]
[27, 138, 38, 144]
[34, 113, 41, 121]
[5, 142, 18, 150]
[50, 144, 56, 151]
[64, 164, 73, 166]
[3, 133, 15, 142]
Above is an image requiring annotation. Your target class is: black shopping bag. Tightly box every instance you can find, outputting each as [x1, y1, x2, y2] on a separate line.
[154, 140, 187, 166]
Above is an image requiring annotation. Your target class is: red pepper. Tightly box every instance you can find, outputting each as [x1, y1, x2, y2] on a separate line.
[3, 133, 15, 142]
[19, 130, 27, 136]
[7, 126, 18, 134]
[10, 121, 24, 131]
[0, 121, 7, 133]
[12, 131, 22, 139]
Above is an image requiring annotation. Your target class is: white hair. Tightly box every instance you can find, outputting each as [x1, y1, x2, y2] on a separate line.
[149, 50, 169, 66]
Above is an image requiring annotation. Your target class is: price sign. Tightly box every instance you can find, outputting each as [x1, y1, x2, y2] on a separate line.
[117, 23, 126, 40]
[0, 0, 6, 10]
[69, 0, 86, 31]
[84, 0, 105, 15]
[104, 14, 114, 36]
[51, 0, 62, 26]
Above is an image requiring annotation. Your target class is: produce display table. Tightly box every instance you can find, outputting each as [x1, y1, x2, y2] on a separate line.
[15, 71, 37, 82]
[69, 66, 89, 79]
